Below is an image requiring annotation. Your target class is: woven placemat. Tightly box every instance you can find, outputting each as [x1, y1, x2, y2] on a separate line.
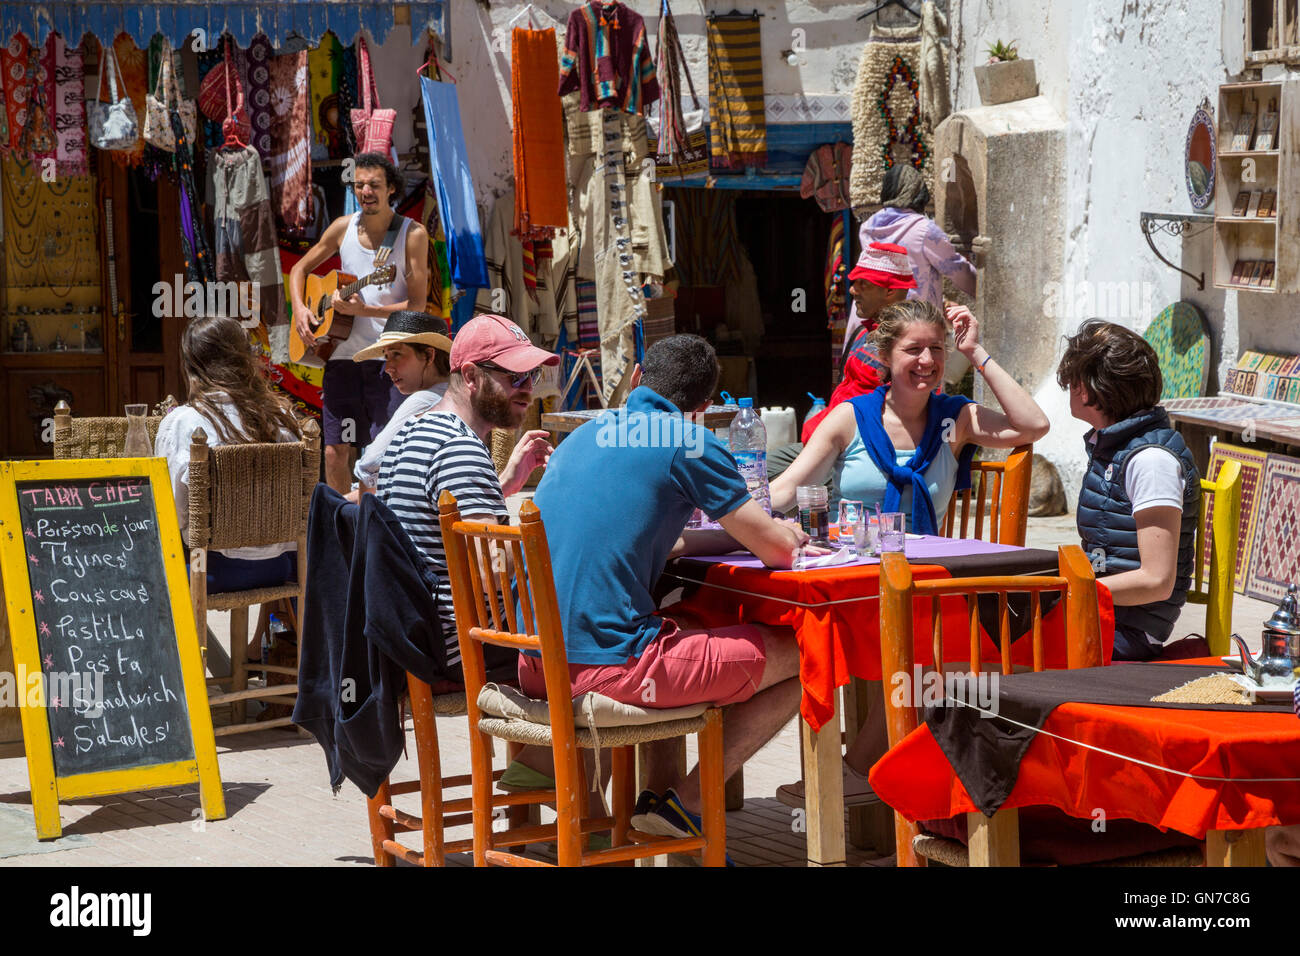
[1151, 673, 1258, 706]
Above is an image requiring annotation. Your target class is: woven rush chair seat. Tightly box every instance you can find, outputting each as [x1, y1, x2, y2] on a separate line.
[476, 682, 710, 748]
[188, 420, 320, 736]
[52, 400, 166, 459]
[911, 834, 1205, 869]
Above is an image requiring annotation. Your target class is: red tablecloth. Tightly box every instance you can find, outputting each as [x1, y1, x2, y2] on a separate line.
[667, 541, 1115, 731]
[868, 659, 1300, 839]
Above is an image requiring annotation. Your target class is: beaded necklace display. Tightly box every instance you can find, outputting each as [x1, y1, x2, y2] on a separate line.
[2, 159, 40, 231]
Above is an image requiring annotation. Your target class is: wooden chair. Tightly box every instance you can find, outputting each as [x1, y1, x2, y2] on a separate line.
[52, 400, 166, 459]
[439, 490, 727, 867]
[941, 444, 1033, 546]
[1186, 459, 1242, 658]
[879, 545, 1103, 866]
[187, 420, 320, 734]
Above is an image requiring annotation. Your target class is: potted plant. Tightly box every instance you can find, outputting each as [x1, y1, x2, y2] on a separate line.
[974, 39, 1038, 106]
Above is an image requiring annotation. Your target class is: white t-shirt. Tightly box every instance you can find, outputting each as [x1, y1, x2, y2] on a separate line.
[154, 400, 299, 561]
[353, 383, 447, 486]
[1124, 446, 1188, 514]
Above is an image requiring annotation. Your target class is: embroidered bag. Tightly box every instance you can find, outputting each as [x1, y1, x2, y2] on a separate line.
[349, 36, 395, 155]
[88, 43, 138, 151]
[143, 41, 196, 152]
[198, 37, 251, 141]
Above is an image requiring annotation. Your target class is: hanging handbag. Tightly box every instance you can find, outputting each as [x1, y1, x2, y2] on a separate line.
[349, 36, 395, 155]
[88, 43, 138, 151]
[144, 41, 196, 152]
[198, 37, 251, 140]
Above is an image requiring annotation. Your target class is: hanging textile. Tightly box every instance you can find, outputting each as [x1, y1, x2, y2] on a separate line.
[267, 51, 312, 235]
[849, 21, 939, 212]
[308, 32, 343, 153]
[706, 15, 767, 169]
[339, 41, 358, 156]
[195, 47, 223, 151]
[564, 95, 670, 400]
[21, 38, 55, 167]
[419, 75, 488, 290]
[51, 33, 86, 176]
[0, 35, 26, 152]
[213, 144, 287, 331]
[919, 1, 951, 130]
[801, 142, 853, 214]
[825, 213, 848, 371]
[395, 180, 454, 320]
[654, 0, 707, 178]
[575, 277, 602, 406]
[511, 27, 567, 237]
[244, 35, 274, 160]
[558, 0, 659, 115]
[108, 33, 148, 167]
[173, 104, 214, 284]
[671, 189, 742, 288]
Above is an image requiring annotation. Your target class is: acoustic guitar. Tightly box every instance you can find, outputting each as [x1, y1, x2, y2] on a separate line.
[289, 264, 398, 362]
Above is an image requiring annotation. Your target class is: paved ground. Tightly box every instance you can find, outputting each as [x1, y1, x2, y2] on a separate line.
[0, 510, 1271, 867]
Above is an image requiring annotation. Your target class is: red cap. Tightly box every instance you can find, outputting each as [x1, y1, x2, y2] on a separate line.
[449, 314, 560, 373]
[846, 242, 917, 289]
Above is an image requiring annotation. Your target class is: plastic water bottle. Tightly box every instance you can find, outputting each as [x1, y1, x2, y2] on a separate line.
[729, 398, 771, 515]
[266, 613, 289, 664]
[804, 392, 826, 433]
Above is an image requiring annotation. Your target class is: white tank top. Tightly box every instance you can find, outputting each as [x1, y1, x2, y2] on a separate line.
[330, 212, 412, 361]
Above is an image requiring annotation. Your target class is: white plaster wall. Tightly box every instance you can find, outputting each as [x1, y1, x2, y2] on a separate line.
[953, 0, 1294, 507]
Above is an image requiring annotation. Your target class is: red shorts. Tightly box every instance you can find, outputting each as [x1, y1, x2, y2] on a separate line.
[518, 618, 767, 708]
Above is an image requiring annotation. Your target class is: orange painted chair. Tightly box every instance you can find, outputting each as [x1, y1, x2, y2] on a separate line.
[878, 545, 1105, 866]
[439, 490, 727, 867]
[941, 444, 1033, 546]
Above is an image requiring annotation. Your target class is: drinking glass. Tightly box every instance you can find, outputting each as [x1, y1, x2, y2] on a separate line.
[123, 403, 153, 457]
[877, 512, 906, 554]
[838, 499, 868, 556]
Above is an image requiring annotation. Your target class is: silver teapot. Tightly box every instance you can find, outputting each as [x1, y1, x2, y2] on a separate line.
[1232, 584, 1300, 685]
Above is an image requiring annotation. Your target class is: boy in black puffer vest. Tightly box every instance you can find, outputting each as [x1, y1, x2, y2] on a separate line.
[1057, 320, 1201, 661]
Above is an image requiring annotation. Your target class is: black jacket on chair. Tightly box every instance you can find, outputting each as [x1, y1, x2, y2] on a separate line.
[293, 484, 452, 798]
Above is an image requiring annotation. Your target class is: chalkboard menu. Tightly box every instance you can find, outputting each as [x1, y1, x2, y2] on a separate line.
[15, 476, 195, 776]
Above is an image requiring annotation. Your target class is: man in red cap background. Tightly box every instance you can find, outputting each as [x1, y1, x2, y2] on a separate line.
[374, 314, 558, 675]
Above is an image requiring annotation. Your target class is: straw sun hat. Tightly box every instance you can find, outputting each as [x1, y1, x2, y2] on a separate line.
[351, 310, 453, 362]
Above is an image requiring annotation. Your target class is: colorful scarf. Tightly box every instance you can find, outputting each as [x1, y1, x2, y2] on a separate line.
[706, 15, 767, 169]
[308, 32, 343, 154]
[267, 51, 312, 235]
[1, 35, 29, 153]
[339, 41, 358, 155]
[172, 104, 215, 283]
[850, 387, 975, 535]
[512, 27, 568, 238]
[420, 75, 488, 290]
[245, 34, 273, 160]
[51, 33, 86, 176]
[21, 38, 55, 166]
[654, 0, 700, 167]
[396, 180, 455, 319]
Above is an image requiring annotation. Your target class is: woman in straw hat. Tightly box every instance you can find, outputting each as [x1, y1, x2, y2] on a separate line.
[350, 310, 453, 496]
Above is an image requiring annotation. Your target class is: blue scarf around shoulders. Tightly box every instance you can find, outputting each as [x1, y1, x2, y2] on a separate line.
[849, 386, 976, 535]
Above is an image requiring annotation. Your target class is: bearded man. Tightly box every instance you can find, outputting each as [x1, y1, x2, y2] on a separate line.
[375, 314, 557, 668]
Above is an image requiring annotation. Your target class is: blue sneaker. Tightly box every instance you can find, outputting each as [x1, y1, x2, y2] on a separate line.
[629, 789, 659, 832]
[638, 788, 733, 866]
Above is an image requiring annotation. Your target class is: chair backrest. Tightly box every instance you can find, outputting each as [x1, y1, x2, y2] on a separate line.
[878, 543, 1101, 866]
[941, 444, 1033, 546]
[52, 401, 165, 459]
[437, 489, 587, 860]
[186, 420, 321, 553]
[1186, 458, 1241, 657]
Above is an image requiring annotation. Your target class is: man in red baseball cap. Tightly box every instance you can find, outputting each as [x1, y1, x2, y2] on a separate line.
[374, 314, 559, 673]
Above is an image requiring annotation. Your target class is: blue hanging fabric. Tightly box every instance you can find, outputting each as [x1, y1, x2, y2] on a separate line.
[419, 75, 489, 290]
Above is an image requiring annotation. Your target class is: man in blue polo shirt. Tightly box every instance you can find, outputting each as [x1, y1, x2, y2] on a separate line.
[521, 334, 811, 839]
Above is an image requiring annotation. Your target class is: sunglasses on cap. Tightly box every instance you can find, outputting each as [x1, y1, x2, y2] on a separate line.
[475, 361, 543, 389]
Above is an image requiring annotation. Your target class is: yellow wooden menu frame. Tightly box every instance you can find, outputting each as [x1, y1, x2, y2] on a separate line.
[0, 458, 224, 839]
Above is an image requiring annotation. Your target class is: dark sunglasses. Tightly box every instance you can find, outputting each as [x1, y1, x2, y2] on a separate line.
[476, 361, 542, 389]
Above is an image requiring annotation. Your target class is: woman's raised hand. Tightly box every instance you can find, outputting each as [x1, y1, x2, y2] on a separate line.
[947, 303, 980, 358]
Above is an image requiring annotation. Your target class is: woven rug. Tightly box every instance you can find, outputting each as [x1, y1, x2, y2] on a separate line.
[706, 15, 766, 169]
[1143, 301, 1209, 399]
[849, 23, 931, 212]
[1204, 442, 1269, 592]
[1245, 453, 1300, 603]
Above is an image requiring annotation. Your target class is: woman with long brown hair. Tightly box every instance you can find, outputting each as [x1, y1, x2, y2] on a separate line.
[155, 315, 304, 592]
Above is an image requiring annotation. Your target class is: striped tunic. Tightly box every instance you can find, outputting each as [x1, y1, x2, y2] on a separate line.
[558, 1, 659, 114]
[376, 411, 507, 666]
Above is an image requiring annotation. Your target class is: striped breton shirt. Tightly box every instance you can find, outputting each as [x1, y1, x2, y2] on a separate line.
[376, 411, 507, 666]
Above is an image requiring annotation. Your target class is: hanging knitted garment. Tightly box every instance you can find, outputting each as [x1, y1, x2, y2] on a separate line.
[849, 22, 934, 213]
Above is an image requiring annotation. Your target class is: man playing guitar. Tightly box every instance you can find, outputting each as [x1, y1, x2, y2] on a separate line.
[290, 152, 430, 492]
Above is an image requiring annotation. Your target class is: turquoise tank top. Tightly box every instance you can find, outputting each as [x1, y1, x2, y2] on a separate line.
[834, 435, 959, 531]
